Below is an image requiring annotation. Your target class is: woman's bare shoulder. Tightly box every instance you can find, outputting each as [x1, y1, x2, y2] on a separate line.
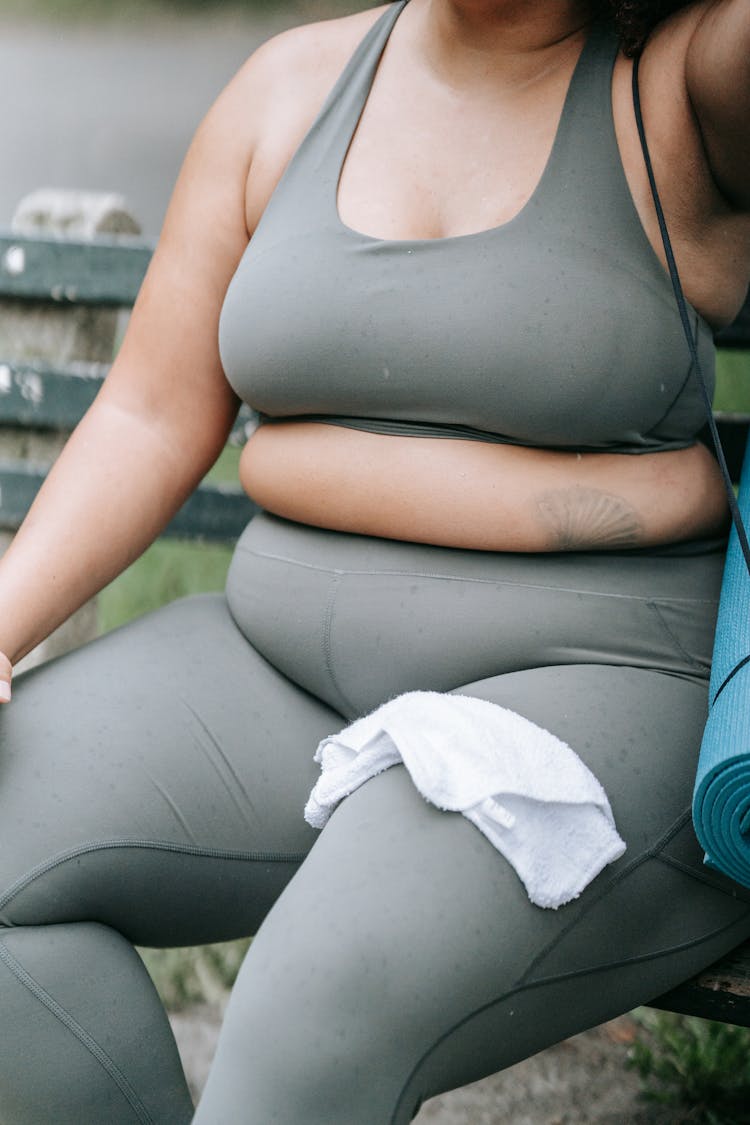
[617, 0, 750, 322]
[250, 6, 388, 88]
[639, 0, 750, 214]
[215, 5, 390, 231]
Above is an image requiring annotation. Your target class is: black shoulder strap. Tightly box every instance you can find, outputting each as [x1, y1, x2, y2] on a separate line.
[631, 52, 750, 576]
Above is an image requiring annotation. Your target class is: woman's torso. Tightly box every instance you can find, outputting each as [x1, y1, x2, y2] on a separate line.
[220, 1, 734, 551]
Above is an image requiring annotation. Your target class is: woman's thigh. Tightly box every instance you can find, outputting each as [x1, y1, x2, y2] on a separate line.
[0, 593, 343, 947]
[196, 662, 750, 1125]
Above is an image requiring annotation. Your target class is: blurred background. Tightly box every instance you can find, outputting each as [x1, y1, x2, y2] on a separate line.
[0, 0, 360, 236]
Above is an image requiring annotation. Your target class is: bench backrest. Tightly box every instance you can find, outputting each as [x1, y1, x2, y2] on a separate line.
[0, 219, 257, 543]
[713, 296, 750, 480]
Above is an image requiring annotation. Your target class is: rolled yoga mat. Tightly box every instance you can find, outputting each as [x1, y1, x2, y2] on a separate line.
[693, 434, 750, 887]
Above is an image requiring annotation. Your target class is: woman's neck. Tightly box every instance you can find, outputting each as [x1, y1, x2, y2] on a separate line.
[408, 0, 600, 88]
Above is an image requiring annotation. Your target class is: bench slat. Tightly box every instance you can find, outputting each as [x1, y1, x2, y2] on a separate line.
[0, 360, 107, 429]
[166, 482, 259, 542]
[649, 939, 750, 1027]
[707, 414, 750, 482]
[0, 360, 256, 444]
[0, 234, 152, 305]
[715, 295, 750, 349]
[0, 460, 258, 542]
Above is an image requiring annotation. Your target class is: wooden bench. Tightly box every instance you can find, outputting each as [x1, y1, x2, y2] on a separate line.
[1, 190, 749, 1027]
[0, 190, 257, 671]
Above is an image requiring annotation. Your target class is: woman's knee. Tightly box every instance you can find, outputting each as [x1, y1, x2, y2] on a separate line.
[0, 591, 329, 938]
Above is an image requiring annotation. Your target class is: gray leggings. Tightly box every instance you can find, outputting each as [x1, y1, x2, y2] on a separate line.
[1, 513, 750, 1125]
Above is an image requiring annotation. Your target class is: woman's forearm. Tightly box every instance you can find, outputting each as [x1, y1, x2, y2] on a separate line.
[0, 394, 232, 667]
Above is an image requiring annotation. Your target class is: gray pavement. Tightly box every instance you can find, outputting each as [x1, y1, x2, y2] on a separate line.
[0, 8, 308, 235]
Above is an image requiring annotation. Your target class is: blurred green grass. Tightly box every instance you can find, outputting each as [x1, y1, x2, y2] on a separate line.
[98, 538, 234, 634]
[139, 939, 252, 1013]
[97, 445, 239, 634]
[714, 350, 750, 413]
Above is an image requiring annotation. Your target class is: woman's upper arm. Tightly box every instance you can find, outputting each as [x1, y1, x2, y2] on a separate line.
[685, 0, 750, 211]
[99, 44, 272, 462]
[100, 13, 373, 467]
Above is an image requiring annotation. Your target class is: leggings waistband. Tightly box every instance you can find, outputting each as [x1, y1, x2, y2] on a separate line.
[224, 514, 723, 718]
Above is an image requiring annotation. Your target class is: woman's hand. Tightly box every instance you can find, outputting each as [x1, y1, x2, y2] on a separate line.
[0, 651, 11, 703]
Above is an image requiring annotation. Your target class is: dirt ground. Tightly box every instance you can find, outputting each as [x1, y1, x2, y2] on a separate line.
[169, 1006, 682, 1123]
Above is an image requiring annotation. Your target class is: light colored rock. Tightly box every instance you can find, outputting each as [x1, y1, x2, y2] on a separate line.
[12, 189, 141, 239]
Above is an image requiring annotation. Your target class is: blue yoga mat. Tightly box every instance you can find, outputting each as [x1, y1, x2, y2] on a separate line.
[692, 434, 750, 887]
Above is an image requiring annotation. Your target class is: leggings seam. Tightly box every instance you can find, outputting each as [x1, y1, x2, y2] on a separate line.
[234, 545, 717, 605]
[643, 313, 700, 435]
[646, 601, 705, 672]
[0, 937, 155, 1124]
[321, 571, 359, 717]
[518, 808, 693, 986]
[0, 839, 307, 916]
[391, 908, 750, 1124]
[654, 851, 750, 897]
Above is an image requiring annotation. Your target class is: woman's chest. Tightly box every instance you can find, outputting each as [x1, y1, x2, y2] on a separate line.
[219, 222, 712, 452]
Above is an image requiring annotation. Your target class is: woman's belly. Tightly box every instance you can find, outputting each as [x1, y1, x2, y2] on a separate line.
[239, 421, 729, 552]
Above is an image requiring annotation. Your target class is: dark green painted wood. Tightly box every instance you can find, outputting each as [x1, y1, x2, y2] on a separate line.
[712, 414, 750, 483]
[0, 358, 256, 441]
[165, 482, 258, 541]
[0, 461, 67, 532]
[650, 989, 750, 1028]
[717, 294, 750, 349]
[0, 460, 257, 542]
[0, 233, 153, 305]
[0, 361, 105, 428]
[230, 406, 260, 446]
[650, 940, 750, 1027]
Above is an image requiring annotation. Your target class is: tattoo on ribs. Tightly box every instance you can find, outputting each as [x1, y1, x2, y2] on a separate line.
[535, 487, 644, 550]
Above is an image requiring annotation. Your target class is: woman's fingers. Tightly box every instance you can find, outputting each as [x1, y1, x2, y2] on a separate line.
[0, 651, 12, 703]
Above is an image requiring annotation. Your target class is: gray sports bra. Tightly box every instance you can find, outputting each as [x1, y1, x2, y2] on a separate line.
[218, 0, 715, 453]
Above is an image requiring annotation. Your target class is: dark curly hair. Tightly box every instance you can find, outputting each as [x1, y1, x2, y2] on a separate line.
[606, 0, 694, 55]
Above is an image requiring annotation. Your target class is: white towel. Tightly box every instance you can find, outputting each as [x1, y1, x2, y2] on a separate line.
[304, 691, 626, 909]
